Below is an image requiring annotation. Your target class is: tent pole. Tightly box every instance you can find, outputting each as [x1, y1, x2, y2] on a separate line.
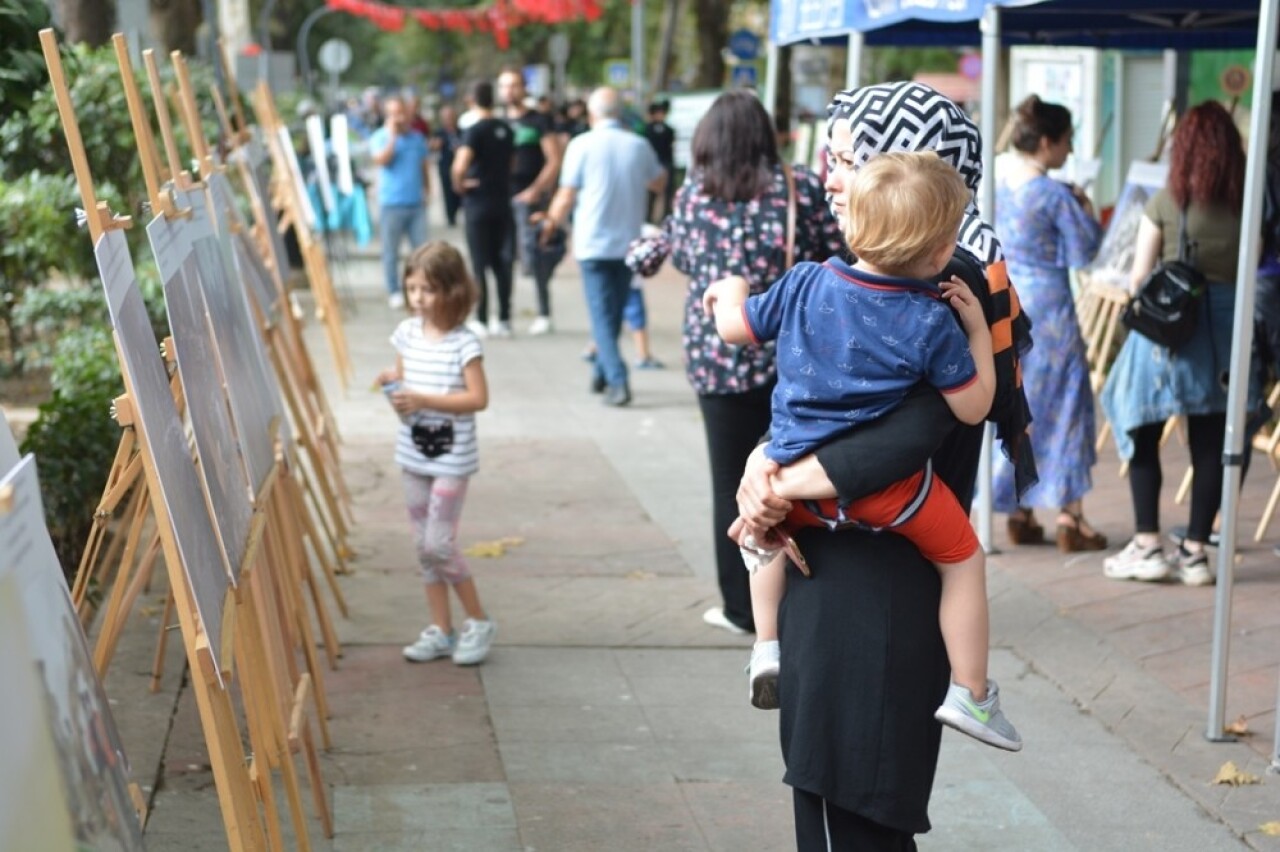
[763, 41, 780, 122]
[975, 4, 1000, 554]
[1208, 0, 1279, 744]
[845, 32, 864, 91]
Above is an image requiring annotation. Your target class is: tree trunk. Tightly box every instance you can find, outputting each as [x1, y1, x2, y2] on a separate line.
[57, 0, 114, 46]
[150, 0, 202, 55]
[691, 0, 730, 89]
[652, 0, 681, 94]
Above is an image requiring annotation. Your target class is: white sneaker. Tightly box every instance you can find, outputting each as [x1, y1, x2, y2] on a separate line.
[702, 606, 751, 636]
[747, 640, 781, 709]
[465, 319, 489, 339]
[387, 292, 405, 310]
[452, 618, 496, 665]
[1173, 546, 1215, 586]
[488, 318, 513, 338]
[402, 625, 455, 662]
[528, 316, 553, 335]
[1103, 538, 1172, 582]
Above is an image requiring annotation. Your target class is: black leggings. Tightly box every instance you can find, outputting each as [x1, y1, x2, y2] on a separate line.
[463, 202, 513, 324]
[1128, 414, 1226, 542]
[697, 385, 774, 633]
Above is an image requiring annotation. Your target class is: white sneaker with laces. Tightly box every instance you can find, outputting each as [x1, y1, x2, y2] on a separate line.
[488, 318, 513, 338]
[702, 606, 750, 636]
[747, 640, 781, 709]
[387, 292, 405, 310]
[452, 618, 496, 665]
[1103, 538, 1171, 581]
[528, 316, 553, 335]
[402, 625, 455, 662]
[465, 319, 489, 339]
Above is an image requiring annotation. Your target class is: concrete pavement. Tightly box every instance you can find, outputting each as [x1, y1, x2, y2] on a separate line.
[110, 216, 1280, 850]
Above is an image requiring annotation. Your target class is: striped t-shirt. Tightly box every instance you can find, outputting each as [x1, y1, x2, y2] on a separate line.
[390, 319, 483, 478]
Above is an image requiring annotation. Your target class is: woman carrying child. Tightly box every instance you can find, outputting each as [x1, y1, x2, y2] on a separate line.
[376, 241, 497, 666]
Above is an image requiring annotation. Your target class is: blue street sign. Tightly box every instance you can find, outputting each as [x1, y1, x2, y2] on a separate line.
[605, 59, 631, 87]
[731, 65, 758, 89]
[728, 29, 761, 61]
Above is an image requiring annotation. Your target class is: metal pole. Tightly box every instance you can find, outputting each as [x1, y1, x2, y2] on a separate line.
[1208, 0, 1279, 743]
[974, 4, 1000, 554]
[631, 0, 645, 108]
[296, 5, 334, 100]
[258, 0, 278, 90]
[845, 31, 863, 91]
[763, 40, 780, 119]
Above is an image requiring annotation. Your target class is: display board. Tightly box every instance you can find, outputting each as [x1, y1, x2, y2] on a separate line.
[147, 206, 254, 577]
[305, 114, 335, 215]
[1081, 159, 1168, 288]
[0, 408, 19, 474]
[0, 455, 145, 851]
[98, 227, 231, 678]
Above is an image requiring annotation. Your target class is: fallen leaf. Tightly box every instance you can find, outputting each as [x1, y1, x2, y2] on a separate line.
[1224, 715, 1252, 736]
[463, 536, 526, 558]
[625, 570, 656, 581]
[1260, 822, 1280, 836]
[1213, 761, 1261, 786]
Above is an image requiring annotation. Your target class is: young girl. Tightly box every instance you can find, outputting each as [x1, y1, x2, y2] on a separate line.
[376, 241, 496, 666]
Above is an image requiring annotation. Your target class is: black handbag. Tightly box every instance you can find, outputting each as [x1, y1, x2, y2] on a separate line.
[1122, 207, 1204, 350]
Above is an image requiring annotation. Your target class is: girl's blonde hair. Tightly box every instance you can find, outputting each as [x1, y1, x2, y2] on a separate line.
[843, 151, 969, 275]
[402, 241, 477, 330]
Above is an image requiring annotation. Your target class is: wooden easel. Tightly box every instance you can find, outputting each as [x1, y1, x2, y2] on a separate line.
[40, 29, 268, 851]
[250, 83, 354, 393]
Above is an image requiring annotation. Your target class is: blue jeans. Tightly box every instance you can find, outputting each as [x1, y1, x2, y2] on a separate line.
[580, 258, 632, 389]
[380, 204, 427, 295]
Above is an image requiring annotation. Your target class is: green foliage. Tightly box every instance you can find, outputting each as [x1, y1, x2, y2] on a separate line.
[0, 0, 53, 115]
[11, 285, 107, 370]
[18, 342, 122, 576]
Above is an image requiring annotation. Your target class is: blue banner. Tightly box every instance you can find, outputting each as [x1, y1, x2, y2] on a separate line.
[770, 0, 988, 44]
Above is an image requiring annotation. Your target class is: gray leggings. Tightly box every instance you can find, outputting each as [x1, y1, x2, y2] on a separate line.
[402, 470, 470, 584]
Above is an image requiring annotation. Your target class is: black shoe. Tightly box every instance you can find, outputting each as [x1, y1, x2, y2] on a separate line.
[590, 374, 607, 394]
[602, 384, 632, 407]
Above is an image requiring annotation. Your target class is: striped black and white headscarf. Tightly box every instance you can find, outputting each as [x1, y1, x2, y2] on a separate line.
[826, 81, 1001, 266]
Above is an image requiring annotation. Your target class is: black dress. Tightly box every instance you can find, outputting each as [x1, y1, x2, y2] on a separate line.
[776, 251, 996, 844]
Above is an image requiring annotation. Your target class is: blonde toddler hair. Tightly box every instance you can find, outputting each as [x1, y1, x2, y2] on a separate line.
[843, 151, 970, 275]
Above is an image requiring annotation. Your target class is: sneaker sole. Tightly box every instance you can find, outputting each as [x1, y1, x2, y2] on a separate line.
[1176, 567, 1215, 587]
[751, 672, 779, 710]
[935, 706, 1023, 752]
[402, 649, 450, 662]
[1102, 560, 1171, 582]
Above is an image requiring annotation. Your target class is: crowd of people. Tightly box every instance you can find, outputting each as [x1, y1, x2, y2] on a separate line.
[362, 65, 1277, 848]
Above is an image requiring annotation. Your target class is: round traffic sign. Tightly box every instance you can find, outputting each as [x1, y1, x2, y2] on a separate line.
[318, 38, 353, 74]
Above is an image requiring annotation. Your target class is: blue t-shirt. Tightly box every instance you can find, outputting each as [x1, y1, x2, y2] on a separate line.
[744, 258, 977, 464]
[370, 127, 429, 207]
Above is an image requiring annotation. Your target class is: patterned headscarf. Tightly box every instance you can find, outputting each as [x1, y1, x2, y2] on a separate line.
[826, 81, 1039, 498]
[826, 81, 1001, 266]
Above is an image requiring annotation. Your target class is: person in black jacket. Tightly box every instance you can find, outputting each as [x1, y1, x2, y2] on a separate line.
[735, 82, 1036, 850]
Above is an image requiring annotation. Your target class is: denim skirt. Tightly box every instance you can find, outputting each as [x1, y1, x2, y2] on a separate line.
[1100, 281, 1239, 460]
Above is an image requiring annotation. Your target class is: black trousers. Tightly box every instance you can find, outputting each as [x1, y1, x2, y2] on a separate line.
[696, 385, 774, 633]
[794, 789, 917, 851]
[437, 160, 461, 226]
[1128, 414, 1227, 542]
[462, 202, 513, 324]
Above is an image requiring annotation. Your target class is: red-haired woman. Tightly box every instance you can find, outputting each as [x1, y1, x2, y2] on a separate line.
[1101, 101, 1248, 586]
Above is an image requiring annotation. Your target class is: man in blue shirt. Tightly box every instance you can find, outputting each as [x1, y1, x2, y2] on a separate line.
[371, 94, 432, 309]
[540, 88, 666, 406]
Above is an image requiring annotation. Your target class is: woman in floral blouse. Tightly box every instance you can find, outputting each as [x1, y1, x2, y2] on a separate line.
[666, 90, 845, 635]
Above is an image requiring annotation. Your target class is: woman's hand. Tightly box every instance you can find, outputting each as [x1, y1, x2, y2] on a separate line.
[736, 444, 792, 539]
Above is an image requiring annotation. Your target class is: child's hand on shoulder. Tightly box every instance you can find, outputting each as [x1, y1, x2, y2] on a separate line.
[940, 276, 987, 335]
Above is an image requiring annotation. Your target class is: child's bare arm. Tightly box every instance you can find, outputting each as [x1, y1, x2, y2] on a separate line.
[701, 276, 753, 344]
[940, 276, 995, 425]
[374, 356, 405, 387]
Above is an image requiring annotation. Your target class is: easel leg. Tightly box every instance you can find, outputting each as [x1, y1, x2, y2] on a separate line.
[150, 590, 174, 693]
[285, 467, 347, 616]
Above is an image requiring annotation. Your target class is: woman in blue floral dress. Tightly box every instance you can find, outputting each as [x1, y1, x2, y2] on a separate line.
[992, 96, 1105, 552]
[665, 91, 845, 633]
